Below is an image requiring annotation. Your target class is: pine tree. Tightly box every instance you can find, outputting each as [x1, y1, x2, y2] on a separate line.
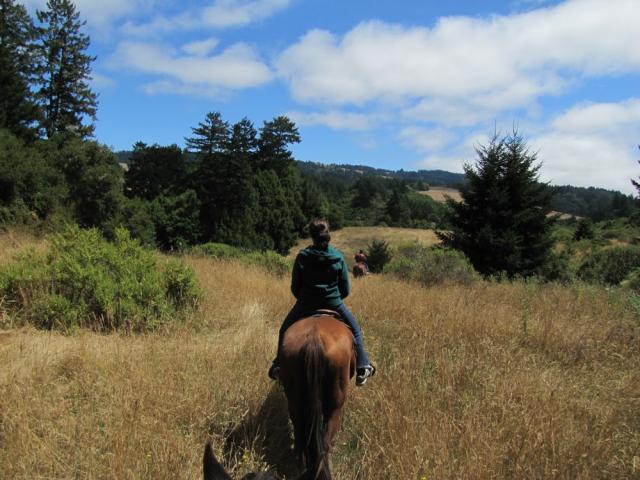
[257, 116, 300, 173]
[0, 0, 40, 140]
[36, 0, 97, 138]
[438, 132, 554, 278]
[185, 111, 230, 155]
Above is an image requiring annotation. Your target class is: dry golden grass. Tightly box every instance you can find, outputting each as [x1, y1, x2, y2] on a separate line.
[419, 187, 463, 203]
[289, 226, 440, 264]
[1, 239, 640, 479]
[0, 229, 46, 266]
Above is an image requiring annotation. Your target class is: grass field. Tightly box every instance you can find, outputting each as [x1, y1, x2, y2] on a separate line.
[1, 232, 639, 479]
[289, 226, 440, 264]
[419, 187, 463, 203]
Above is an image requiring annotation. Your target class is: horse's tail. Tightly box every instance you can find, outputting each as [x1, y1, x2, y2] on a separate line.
[300, 339, 332, 480]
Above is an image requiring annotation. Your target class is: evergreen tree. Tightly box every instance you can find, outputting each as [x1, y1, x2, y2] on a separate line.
[0, 0, 40, 140]
[256, 116, 300, 173]
[36, 0, 97, 138]
[184, 111, 230, 155]
[228, 117, 257, 157]
[438, 132, 554, 278]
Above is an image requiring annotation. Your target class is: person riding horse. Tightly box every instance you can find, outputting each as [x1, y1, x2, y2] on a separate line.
[269, 219, 376, 386]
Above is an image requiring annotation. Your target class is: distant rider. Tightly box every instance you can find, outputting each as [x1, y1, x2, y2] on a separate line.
[268, 219, 376, 386]
[354, 249, 369, 272]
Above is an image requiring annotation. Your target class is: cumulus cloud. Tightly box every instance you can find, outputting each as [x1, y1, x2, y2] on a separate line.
[286, 110, 375, 131]
[399, 127, 456, 152]
[22, 0, 156, 31]
[110, 41, 273, 95]
[276, 0, 640, 122]
[181, 38, 220, 57]
[414, 99, 640, 193]
[122, 0, 292, 36]
[533, 99, 640, 193]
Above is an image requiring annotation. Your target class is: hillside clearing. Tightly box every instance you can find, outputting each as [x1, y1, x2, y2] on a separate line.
[419, 187, 463, 203]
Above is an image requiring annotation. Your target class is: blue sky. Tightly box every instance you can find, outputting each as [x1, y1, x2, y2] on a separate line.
[24, 0, 640, 193]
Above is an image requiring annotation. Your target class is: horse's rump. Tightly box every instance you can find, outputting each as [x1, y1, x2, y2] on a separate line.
[279, 317, 355, 480]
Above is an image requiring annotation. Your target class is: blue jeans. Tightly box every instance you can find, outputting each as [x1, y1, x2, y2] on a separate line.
[277, 302, 371, 369]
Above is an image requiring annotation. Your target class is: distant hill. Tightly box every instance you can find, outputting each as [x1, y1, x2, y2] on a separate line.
[296, 161, 466, 187]
[114, 150, 636, 221]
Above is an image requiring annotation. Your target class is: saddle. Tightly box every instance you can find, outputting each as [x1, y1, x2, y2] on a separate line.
[308, 309, 343, 320]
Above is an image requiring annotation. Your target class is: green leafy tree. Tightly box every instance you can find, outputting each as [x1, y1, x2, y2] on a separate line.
[152, 189, 201, 251]
[385, 184, 411, 226]
[49, 136, 123, 229]
[438, 132, 554, 278]
[0, 0, 40, 140]
[36, 0, 97, 138]
[184, 111, 230, 155]
[124, 143, 187, 200]
[0, 129, 64, 219]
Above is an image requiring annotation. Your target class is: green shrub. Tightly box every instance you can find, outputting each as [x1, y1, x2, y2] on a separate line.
[190, 242, 292, 277]
[385, 246, 477, 286]
[366, 239, 392, 273]
[243, 250, 293, 277]
[577, 245, 640, 285]
[0, 225, 200, 332]
[191, 242, 243, 259]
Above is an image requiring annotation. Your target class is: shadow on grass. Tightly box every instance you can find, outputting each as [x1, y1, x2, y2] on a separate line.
[223, 385, 300, 479]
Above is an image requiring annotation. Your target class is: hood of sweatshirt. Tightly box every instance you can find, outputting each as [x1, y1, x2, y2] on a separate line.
[298, 245, 344, 264]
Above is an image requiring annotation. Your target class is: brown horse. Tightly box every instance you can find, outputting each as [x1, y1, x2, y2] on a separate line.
[280, 315, 355, 480]
[352, 262, 369, 278]
[203, 315, 355, 480]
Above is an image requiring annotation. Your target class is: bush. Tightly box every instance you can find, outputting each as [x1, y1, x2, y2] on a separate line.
[385, 246, 477, 286]
[190, 242, 293, 277]
[191, 242, 243, 259]
[577, 245, 640, 285]
[366, 239, 392, 273]
[0, 225, 200, 332]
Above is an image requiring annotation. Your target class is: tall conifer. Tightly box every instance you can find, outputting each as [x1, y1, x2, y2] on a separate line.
[0, 0, 40, 140]
[36, 0, 97, 138]
[439, 132, 554, 278]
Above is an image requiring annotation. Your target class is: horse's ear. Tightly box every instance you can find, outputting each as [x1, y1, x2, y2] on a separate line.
[203, 442, 233, 480]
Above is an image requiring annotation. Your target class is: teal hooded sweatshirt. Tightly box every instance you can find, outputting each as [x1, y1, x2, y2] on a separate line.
[291, 245, 350, 309]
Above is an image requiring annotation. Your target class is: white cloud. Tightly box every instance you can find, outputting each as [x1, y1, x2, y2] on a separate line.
[182, 38, 220, 57]
[123, 0, 292, 36]
[413, 99, 640, 193]
[111, 41, 273, 95]
[533, 99, 640, 193]
[286, 110, 374, 131]
[23, 0, 156, 30]
[276, 0, 640, 123]
[399, 126, 456, 152]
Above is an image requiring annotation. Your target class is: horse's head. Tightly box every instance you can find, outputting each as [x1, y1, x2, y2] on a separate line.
[203, 443, 279, 480]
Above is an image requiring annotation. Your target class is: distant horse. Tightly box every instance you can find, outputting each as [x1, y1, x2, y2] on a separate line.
[352, 262, 370, 278]
[204, 314, 355, 480]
